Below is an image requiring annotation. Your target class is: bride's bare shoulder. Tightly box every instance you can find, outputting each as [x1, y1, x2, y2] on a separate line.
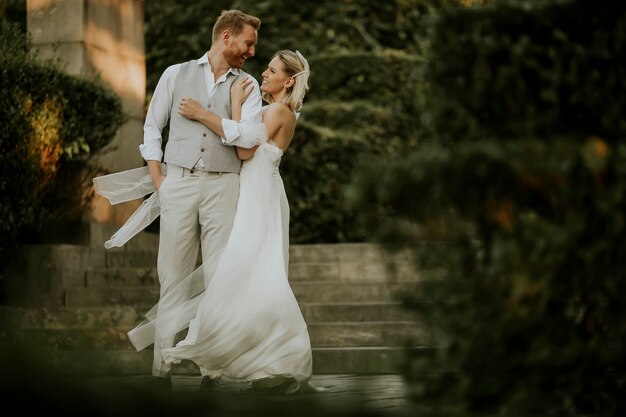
[263, 103, 295, 121]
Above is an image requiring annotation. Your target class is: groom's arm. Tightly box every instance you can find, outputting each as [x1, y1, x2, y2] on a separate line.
[142, 64, 180, 190]
[178, 90, 264, 149]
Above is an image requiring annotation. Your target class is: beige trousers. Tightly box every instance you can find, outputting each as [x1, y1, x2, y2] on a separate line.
[153, 164, 239, 377]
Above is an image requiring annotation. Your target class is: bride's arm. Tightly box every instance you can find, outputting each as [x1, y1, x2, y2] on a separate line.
[235, 144, 258, 161]
[232, 78, 258, 160]
[230, 78, 250, 123]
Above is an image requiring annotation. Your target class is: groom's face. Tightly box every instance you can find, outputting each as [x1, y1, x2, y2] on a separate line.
[224, 24, 257, 69]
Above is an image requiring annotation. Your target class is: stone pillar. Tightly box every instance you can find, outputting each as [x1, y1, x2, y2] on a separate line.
[26, 0, 146, 230]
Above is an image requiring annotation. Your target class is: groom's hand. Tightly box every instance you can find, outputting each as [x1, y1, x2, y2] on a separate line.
[153, 174, 165, 191]
[147, 160, 165, 191]
[178, 97, 205, 121]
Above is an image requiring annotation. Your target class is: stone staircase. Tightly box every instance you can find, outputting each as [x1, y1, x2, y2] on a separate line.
[1, 223, 437, 376]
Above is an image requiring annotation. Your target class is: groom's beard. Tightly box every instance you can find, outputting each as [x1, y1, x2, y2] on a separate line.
[224, 48, 248, 69]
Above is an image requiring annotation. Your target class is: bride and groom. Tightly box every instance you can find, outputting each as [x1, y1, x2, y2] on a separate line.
[94, 9, 317, 394]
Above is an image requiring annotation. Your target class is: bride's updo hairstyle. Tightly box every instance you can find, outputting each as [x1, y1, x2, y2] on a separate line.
[263, 50, 310, 112]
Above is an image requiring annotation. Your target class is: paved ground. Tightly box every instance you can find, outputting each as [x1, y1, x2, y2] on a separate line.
[177, 374, 415, 415]
[6, 366, 467, 416]
[68, 374, 430, 416]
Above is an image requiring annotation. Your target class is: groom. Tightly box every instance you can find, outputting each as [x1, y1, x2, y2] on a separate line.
[140, 9, 263, 388]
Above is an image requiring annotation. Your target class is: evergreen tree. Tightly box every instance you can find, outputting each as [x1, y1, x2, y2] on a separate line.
[349, 0, 626, 415]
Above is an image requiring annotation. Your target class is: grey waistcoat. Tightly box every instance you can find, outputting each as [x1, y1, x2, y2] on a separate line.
[164, 59, 242, 173]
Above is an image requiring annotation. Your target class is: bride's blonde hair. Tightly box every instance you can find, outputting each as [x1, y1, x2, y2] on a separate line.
[262, 50, 310, 112]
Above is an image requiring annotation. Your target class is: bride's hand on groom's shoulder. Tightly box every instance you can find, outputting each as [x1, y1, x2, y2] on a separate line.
[231, 76, 254, 107]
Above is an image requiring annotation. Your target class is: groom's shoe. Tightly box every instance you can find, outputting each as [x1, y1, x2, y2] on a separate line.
[200, 376, 217, 392]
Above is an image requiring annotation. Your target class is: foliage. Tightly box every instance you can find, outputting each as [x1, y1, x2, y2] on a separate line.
[0, 0, 25, 32]
[426, 0, 626, 144]
[232, 0, 434, 77]
[348, 0, 626, 415]
[144, 0, 232, 96]
[283, 51, 423, 242]
[145, 0, 444, 92]
[0, 22, 126, 266]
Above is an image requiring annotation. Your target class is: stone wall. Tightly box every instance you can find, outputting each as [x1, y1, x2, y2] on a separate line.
[27, 0, 146, 227]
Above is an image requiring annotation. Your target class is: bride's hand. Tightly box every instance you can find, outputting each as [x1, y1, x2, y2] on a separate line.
[231, 77, 254, 107]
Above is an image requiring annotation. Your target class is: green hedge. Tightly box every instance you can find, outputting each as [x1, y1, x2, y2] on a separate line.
[0, 23, 126, 265]
[302, 100, 399, 137]
[145, 0, 434, 93]
[351, 138, 626, 416]
[233, 0, 431, 75]
[281, 121, 367, 242]
[144, 0, 232, 95]
[306, 51, 422, 111]
[349, 0, 626, 415]
[427, 0, 626, 143]
[284, 96, 422, 243]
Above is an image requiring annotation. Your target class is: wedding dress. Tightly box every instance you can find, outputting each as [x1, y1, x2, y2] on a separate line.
[93, 123, 315, 393]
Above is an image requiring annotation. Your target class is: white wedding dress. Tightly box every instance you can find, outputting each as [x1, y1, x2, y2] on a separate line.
[93, 124, 316, 393]
[161, 138, 313, 391]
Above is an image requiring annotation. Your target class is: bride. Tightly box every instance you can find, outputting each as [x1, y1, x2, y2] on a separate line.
[160, 49, 313, 393]
[96, 50, 317, 394]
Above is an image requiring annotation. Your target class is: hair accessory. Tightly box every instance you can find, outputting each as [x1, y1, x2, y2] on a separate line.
[295, 50, 306, 64]
[291, 50, 309, 78]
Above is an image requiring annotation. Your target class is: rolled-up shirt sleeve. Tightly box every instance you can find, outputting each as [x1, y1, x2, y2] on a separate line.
[140, 64, 180, 161]
[139, 143, 163, 161]
[221, 76, 263, 149]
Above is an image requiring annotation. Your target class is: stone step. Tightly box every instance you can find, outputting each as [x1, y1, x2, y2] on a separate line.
[105, 250, 158, 268]
[64, 281, 422, 307]
[37, 346, 431, 375]
[1, 303, 418, 329]
[289, 261, 426, 282]
[293, 281, 420, 304]
[0, 306, 141, 329]
[102, 243, 418, 268]
[4, 242, 438, 308]
[302, 302, 418, 322]
[85, 267, 159, 287]
[103, 231, 413, 262]
[290, 243, 413, 264]
[10, 321, 430, 350]
[84, 263, 436, 287]
[309, 321, 431, 347]
[90, 222, 159, 251]
[64, 286, 161, 308]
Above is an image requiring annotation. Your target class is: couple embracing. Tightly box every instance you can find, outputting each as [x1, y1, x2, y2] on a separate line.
[95, 9, 317, 394]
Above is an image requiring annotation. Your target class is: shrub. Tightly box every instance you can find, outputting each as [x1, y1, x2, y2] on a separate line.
[349, 0, 626, 415]
[0, 22, 126, 266]
[280, 50, 424, 243]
